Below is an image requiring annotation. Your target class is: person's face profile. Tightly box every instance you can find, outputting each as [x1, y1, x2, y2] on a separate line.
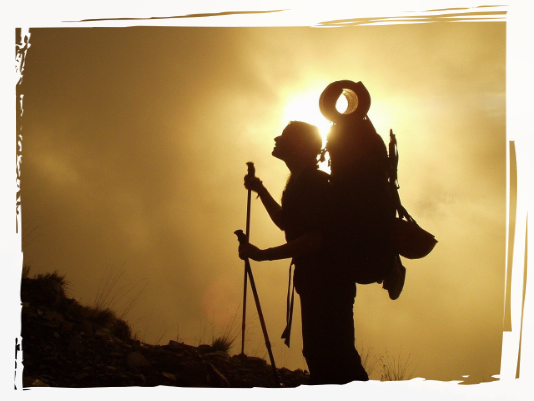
[272, 126, 299, 160]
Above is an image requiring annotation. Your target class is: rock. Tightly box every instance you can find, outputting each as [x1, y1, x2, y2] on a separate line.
[104, 366, 117, 374]
[74, 372, 89, 380]
[161, 372, 176, 382]
[167, 340, 183, 348]
[30, 379, 50, 387]
[68, 334, 84, 352]
[80, 321, 93, 336]
[197, 344, 212, 353]
[23, 376, 51, 388]
[204, 352, 229, 361]
[61, 322, 75, 335]
[43, 309, 64, 322]
[177, 360, 210, 387]
[129, 373, 146, 385]
[207, 362, 231, 387]
[126, 351, 150, 368]
[246, 356, 267, 366]
[95, 328, 110, 337]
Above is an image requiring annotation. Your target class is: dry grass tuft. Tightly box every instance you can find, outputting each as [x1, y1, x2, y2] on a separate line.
[358, 344, 380, 377]
[378, 351, 416, 381]
[211, 333, 236, 354]
[206, 311, 239, 355]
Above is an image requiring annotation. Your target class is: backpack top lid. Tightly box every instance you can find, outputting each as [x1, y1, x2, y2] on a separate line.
[319, 80, 371, 124]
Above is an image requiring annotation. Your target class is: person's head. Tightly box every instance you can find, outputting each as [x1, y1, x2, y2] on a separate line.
[272, 121, 323, 168]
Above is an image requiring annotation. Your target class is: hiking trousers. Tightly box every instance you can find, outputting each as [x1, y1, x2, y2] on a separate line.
[298, 282, 369, 385]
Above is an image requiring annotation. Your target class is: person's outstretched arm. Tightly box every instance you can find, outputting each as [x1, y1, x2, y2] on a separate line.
[244, 175, 283, 230]
[238, 231, 322, 262]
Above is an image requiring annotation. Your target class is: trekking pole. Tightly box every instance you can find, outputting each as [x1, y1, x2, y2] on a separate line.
[241, 162, 254, 355]
[235, 229, 281, 387]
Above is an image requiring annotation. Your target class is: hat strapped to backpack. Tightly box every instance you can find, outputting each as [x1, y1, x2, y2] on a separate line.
[319, 80, 371, 124]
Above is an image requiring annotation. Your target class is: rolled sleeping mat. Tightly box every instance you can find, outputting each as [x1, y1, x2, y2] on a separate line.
[319, 80, 371, 124]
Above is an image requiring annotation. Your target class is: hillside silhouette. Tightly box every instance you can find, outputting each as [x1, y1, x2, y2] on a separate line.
[19, 272, 309, 388]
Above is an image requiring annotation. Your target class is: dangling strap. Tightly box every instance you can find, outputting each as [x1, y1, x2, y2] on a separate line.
[388, 129, 399, 189]
[281, 260, 296, 347]
[388, 129, 414, 223]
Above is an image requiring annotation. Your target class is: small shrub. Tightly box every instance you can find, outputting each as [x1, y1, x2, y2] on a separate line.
[92, 308, 116, 328]
[110, 318, 132, 341]
[86, 306, 133, 341]
[35, 270, 68, 288]
[26, 270, 69, 302]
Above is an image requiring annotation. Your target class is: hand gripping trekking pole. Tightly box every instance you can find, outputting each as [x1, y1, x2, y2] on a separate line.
[241, 162, 255, 356]
[235, 229, 281, 387]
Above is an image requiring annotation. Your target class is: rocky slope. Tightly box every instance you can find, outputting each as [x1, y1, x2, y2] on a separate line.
[19, 274, 310, 388]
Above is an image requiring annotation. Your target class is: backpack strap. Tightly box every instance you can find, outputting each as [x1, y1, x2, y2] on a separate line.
[388, 130, 415, 223]
[281, 259, 296, 347]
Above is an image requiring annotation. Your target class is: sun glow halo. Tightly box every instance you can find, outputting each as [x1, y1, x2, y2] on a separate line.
[282, 90, 355, 142]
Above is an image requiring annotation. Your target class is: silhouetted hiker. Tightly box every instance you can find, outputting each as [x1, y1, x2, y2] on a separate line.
[238, 121, 369, 384]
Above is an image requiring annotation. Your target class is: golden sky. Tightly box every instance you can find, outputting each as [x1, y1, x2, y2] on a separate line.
[19, 22, 506, 383]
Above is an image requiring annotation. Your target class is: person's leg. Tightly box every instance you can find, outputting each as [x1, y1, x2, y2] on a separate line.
[299, 290, 330, 384]
[299, 283, 368, 385]
[326, 284, 369, 383]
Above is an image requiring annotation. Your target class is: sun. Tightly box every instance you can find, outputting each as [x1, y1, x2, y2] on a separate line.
[282, 91, 332, 146]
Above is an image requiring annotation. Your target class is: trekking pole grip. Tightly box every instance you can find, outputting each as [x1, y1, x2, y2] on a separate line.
[235, 230, 248, 245]
[246, 162, 255, 178]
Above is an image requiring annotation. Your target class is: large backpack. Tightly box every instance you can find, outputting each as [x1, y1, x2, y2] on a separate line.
[319, 80, 437, 285]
